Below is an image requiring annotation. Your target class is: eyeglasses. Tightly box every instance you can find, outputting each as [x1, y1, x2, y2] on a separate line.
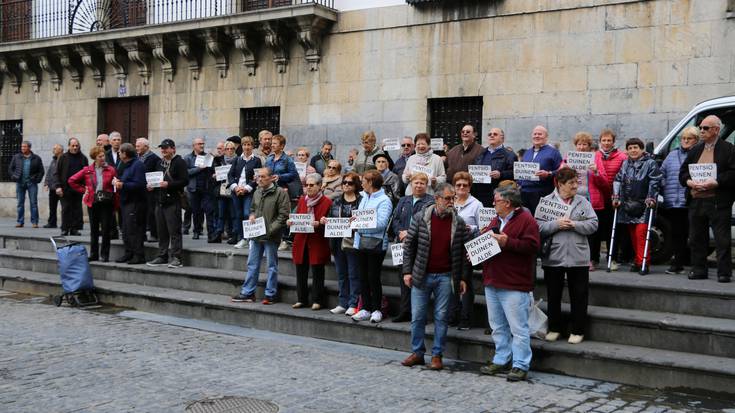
[342, 181, 355, 185]
[489, 132, 500, 136]
[454, 183, 469, 188]
[327, 166, 337, 169]
[401, 144, 412, 148]
[461, 130, 472, 134]
[305, 183, 318, 187]
[440, 196, 454, 201]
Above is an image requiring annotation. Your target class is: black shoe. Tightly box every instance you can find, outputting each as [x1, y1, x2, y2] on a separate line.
[665, 266, 684, 275]
[506, 368, 528, 382]
[639, 267, 649, 276]
[70, 230, 81, 236]
[110, 232, 119, 240]
[231, 293, 255, 303]
[718, 276, 731, 283]
[629, 264, 641, 273]
[127, 256, 146, 265]
[43, 223, 57, 228]
[392, 313, 411, 323]
[101, 256, 109, 263]
[183, 228, 190, 235]
[227, 237, 239, 245]
[88, 255, 99, 262]
[60, 230, 69, 236]
[688, 272, 708, 280]
[480, 362, 511, 376]
[115, 254, 132, 263]
[192, 233, 200, 240]
[457, 321, 471, 331]
[207, 234, 222, 243]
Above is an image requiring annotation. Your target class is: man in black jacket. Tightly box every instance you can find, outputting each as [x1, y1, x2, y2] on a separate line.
[9, 141, 44, 228]
[113, 143, 147, 265]
[146, 139, 189, 269]
[471, 128, 518, 207]
[679, 115, 735, 283]
[137, 138, 161, 242]
[55, 138, 88, 236]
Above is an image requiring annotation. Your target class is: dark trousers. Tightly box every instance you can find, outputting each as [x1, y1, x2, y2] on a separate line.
[689, 198, 732, 278]
[357, 249, 386, 312]
[121, 201, 145, 259]
[544, 266, 589, 335]
[663, 208, 690, 267]
[295, 245, 325, 305]
[449, 274, 474, 325]
[157, 201, 183, 261]
[47, 190, 59, 227]
[144, 191, 158, 238]
[60, 191, 83, 232]
[589, 207, 612, 264]
[396, 272, 411, 317]
[188, 190, 215, 235]
[88, 202, 113, 260]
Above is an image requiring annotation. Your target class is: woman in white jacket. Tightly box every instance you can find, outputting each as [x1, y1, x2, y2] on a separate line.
[402, 133, 446, 196]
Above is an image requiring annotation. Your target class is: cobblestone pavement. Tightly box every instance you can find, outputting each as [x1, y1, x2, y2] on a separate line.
[1, 294, 732, 413]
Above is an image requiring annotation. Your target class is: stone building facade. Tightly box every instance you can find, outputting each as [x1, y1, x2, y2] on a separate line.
[0, 0, 734, 217]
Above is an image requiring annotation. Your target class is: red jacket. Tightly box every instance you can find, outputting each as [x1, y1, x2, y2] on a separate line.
[291, 194, 333, 265]
[68, 164, 117, 208]
[482, 208, 540, 292]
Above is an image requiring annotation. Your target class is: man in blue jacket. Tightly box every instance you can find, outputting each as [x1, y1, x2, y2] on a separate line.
[517, 125, 562, 214]
[184, 137, 215, 240]
[9, 141, 44, 228]
[114, 143, 147, 264]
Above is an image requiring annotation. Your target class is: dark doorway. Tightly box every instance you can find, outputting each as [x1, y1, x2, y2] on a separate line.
[240, 107, 281, 147]
[100, 97, 149, 144]
[428, 96, 483, 149]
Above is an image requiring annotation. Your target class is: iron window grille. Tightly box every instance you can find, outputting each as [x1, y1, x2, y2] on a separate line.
[0, 120, 23, 182]
[240, 107, 280, 148]
[428, 96, 483, 149]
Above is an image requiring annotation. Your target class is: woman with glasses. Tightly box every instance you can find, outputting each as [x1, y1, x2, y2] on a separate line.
[354, 131, 384, 174]
[211, 141, 238, 243]
[321, 160, 343, 200]
[402, 133, 447, 196]
[321, 171, 362, 315]
[290, 173, 333, 310]
[661, 126, 700, 274]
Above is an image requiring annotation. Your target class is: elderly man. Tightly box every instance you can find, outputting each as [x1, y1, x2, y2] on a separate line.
[400, 182, 472, 371]
[9, 141, 44, 228]
[96, 133, 110, 149]
[113, 143, 147, 265]
[471, 128, 518, 207]
[44, 144, 63, 228]
[232, 167, 290, 303]
[56, 138, 88, 236]
[184, 137, 215, 240]
[309, 140, 334, 176]
[256, 130, 273, 162]
[392, 136, 415, 180]
[479, 182, 540, 382]
[106, 131, 123, 170]
[445, 124, 485, 182]
[137, 138, 161, 242]
[680, 115, 735, 283]
[517, 125, 562, 215]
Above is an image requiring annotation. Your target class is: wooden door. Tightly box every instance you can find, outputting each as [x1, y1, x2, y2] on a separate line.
[101, 97, 149, 144]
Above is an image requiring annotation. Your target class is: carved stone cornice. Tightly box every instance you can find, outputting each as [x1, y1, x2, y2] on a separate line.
[74, 44, 105, 87]
[100, 41, 128, 87]
[55, 48, 83, 89]
[35, 52, 62, 91]
[229, 26, 257, 76]
[293, 16, 331, 71]
[201, 29, 229, 79]
[176, 33, 201, 80]
[18, 56, 41, 92]
[261, 22, 289, 74]
[0, 55, 22, 94]
[148, 34, 176, 82]
[120, 38, 151, 85]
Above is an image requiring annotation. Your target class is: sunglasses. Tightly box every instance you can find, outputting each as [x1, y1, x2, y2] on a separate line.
[327, 165, 337, 169]
[401, 144, 412, 147]
[699, 126, 714, 131]
[342, 181, 355, 185]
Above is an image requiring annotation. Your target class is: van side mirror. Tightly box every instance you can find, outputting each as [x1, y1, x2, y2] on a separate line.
[645, 141, 654, 154]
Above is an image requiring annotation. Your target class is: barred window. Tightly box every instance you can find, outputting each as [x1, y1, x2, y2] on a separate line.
[428, 97, 483, 149]
[240, 107, 280, 148]
[0, 120, 23, 182]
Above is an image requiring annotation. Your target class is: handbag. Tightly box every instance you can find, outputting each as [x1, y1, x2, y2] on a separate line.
[94, 191, 114, 204]
[219, 182, 232, 197]
[539, 235, 553, 259]
[341, 235, 355, 250]
[622, 199, 646, 218]
[358, 236, 383, 252]
[528, 292, 548, 340]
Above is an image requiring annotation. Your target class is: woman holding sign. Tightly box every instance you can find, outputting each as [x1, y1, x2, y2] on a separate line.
[227, 136, 262, 248]
[402, 133, 446, 196]
[537, 168, 598, 345]
[211, 141, 238, 243]
[290, 174, 333, 311]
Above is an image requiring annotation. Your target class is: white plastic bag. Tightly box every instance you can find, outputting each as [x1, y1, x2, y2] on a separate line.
[528, 292, 548, 340]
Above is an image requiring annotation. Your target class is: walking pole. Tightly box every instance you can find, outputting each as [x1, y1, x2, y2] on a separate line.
[606, 207, 618, 272]
[640, 207, 655, 274]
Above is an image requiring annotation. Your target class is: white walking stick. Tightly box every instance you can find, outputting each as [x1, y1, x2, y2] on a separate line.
[606, 207, 618, 273]
[640, 207, 655, 274]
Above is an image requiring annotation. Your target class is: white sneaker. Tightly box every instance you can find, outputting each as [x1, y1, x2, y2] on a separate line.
[351, 309, 371, 321]
[370, 310, 383, 323]
[545, 331, 560, 342]
[278, 241, 289, 251]
[610, 261, 619, 272]
[234, 239, 247, 249]
[345, 307, 357, 316]
[330, 305, 346, 314]
[568, 334, 584, 344]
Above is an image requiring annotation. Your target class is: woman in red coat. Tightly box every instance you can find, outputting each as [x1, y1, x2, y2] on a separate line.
[68, 146, 117, 262]
[289, 173, 333, 310]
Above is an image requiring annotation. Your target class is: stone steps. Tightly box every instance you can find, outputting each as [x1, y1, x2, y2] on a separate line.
[1, 268, 734, 394]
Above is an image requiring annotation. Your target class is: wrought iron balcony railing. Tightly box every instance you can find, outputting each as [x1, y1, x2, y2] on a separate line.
[0, 0, 335, 43]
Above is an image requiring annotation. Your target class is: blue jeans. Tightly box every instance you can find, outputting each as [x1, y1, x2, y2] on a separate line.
[216, 197, 232, 235]
[484, 286, 532, 371]
[231, 194, 253, 241]
[331, 240, 361, 309]
[240, 240, 279, 298]
[16, 181, 38, 225]
[410, 273, 452, 357]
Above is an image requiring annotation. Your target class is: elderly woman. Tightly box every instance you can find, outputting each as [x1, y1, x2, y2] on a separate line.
[612, 138, 662, 275]
[354, 131, 384, 174]
[374, 152, 401, 205]
[402, 133, 446, 196]
[296, 147, 318, 191]
[351, 169, 394, 323]
[661, 126, 699, 274]
[68, 146, 117, 262]
[320, 171, 362, 315]
[266, 134, 299, 196]
[228, 136, 262, 248]
[290, 173, 333, 310]
[321, 159, 343, 201]
[538, 168, 598, 344]
[211, 141, 238, 243]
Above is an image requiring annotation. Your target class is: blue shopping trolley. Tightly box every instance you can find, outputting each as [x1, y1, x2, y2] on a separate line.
[50, 236, 99, 307]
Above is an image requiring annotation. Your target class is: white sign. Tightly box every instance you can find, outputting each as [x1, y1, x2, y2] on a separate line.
[390, 243, 404, 266]
[468, 165, 493, 184]
[514, 162, 540, 181]
[411, 164, 434, 178]
[383, 138, 400, 151]
[689, 163, 717, 182]
[431, 138, 444, 151]
[215, 165, 230, 182]
[242, 217, 267, 239]
[295, 162, 308, 177]
[145, 172, 164, 188]
[195, 154, 214, 168]
[324, 218, 352, 238]
[478, 208, 497, 230]
[351, 208, 378, 229]
[534, 197, 571, 222]
[464, 231, 502, 266]
[566, 151, 595, 171]
[289, 213, 315, 233]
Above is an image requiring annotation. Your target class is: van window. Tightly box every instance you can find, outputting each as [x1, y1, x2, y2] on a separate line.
[667, 107, 735, 153]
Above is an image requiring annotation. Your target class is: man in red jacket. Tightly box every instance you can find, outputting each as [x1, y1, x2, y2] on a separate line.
[479, 182, 540, 382]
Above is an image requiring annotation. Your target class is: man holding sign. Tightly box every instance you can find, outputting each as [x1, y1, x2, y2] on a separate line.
[478, 182, 539, 382]
[445, 125, 485, 183]
[184, 137, 215, 240]
[517, 126, 562, 217]
[400, 183, 472, 371]
[471, 128, 517, 207]
[679, 115, 735, 283]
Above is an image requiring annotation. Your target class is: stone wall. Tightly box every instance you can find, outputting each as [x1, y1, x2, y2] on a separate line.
[1, 0, 734, 219]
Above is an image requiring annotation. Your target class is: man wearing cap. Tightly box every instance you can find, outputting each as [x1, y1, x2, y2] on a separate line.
[146, 139, 189, 268]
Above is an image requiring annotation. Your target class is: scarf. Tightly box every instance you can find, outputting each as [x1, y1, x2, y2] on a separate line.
[305, 191, 324, 213]
[601, 148, 616, 160]
[224, 154, 236, 164]
[415, 150, 433, 165]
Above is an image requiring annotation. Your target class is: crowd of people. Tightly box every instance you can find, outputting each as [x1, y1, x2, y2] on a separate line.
[10, 115, 734, 381]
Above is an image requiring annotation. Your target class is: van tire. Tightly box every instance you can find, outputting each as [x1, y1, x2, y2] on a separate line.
[650, 214, 673, 265]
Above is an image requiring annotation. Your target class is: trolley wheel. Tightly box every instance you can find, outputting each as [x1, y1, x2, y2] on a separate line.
[53, 295, 62, 307]
[68, 294, 80, 307]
